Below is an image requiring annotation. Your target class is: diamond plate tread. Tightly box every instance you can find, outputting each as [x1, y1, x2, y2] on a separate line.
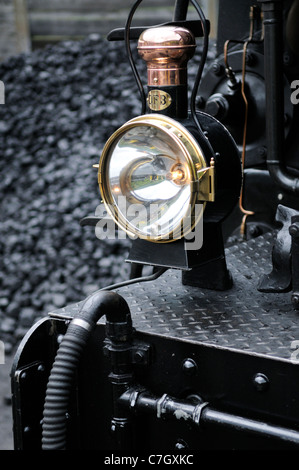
[50, 232, 299, 362]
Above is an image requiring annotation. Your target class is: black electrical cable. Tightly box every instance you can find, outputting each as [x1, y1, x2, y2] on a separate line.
[173, 0, 189, 21]
[189, 0, 210, 136]
[100, 267, 168, 291]
[125, 0, 146, 114]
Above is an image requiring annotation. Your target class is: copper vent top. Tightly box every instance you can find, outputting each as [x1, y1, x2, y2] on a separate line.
[138, 26, 196, 86]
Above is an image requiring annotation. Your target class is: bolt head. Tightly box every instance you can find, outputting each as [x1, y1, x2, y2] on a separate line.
[212, 61, 223, 76]
[175, 439, 188, 450]
[134, 350, 145, 363]
[292, 294, 299, 310]
[206, 100, 221, 117]
[289, 224, 299, 237]
[182, 358, 197, 376]
[253, 373, 269, 392]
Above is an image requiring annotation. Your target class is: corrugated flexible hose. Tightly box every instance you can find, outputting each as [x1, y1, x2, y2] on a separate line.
[41, 290, 131, 450]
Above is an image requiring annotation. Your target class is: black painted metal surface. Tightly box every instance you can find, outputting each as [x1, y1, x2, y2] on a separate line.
[50, 231, 299, 362]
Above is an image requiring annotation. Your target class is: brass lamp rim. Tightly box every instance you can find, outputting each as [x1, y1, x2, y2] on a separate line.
[98, 114, 210, 243]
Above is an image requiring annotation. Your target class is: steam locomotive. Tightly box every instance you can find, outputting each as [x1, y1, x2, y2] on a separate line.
[11, 0, 299, 451]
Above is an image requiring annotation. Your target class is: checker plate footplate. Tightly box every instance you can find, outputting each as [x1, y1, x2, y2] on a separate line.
[50, 232, 299, 362]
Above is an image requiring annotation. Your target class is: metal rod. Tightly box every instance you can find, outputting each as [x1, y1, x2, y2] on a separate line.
[201, 408, 299, 445]
[119, 389, 299, 446]
[173, 0, 189, 21]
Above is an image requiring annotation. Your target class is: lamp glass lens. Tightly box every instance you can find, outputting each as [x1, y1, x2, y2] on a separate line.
[106, 124, 192, 239]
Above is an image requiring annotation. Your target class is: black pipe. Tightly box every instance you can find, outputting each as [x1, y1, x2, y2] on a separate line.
[202, 408, 299, 444]
[259, 0, 299, 194]
[119, 389, 299, 446]
[173, 0, 189, 21]
[42, 290, 131, 450]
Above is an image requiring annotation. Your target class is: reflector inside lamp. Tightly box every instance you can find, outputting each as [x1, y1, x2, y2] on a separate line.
[98, 115, 212, 242]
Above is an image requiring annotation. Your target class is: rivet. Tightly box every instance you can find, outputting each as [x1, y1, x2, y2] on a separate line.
[291, 293, 299, 308]
[289, 224, 299, 237]
[134, 350, 145, 363]
[253, 373, 269, 392]
[212, 61, 223, 76]
[175, 439, 188, 450]
[258, 146, 267, 157]
[182, 358, 198, 376]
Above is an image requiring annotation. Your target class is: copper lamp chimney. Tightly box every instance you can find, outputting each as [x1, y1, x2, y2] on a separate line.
[137, 26, 196, 117]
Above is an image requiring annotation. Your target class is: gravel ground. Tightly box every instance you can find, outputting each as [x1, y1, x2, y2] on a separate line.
[0, 34, 140, 355]
[0, 33, 140, 450]
[0, 355, 13, 450]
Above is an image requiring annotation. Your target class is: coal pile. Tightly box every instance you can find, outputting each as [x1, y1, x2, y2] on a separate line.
[0, 33, 213, 354]
[0, 34, 139, 353]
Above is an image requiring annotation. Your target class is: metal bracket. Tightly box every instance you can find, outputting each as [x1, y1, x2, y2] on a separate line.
[107, 20, 210, 42]
[103, 339, 152, 367]
[258, 205, 298, 293]
[131, 341, 152, 366]
[192, 160, 215, 202]
[13, 361, 48, 449]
